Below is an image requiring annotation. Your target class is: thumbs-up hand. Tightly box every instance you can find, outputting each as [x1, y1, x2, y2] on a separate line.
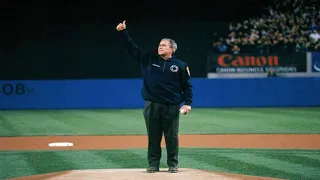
[116, 20, 126, 31]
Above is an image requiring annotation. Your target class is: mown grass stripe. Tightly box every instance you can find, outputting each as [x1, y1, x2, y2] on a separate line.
[27, 113, 80, 135]
[181, 108, 320, 134]
[180, 150, 296, 179]
[57, 150, 120, 169]
[1, 149, 320, 179]
[1, 108, 320, 136]
[299, 154, 320, 161]
[223, 152, 319, 180]
[0, 111, 79, 136]
[265, 108, 320, 116]
[259, 152, 320, 168]
[69, 110, 146, 135]
[0, 115, 17, 135]
[179, 150, 232, 172]
[94, 149, 153, 168]
[21, 151, 77, 176]
[180, 148, 320, 154]
[194, 108, 320, 132]
[0, 152, 36, 179]
[48, 113, 91, 134]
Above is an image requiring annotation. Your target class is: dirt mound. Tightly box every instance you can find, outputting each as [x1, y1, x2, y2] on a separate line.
[9, 168, 285, 180]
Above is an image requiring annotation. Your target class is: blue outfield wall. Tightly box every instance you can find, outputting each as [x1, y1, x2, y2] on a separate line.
[0, 77, 319, 109]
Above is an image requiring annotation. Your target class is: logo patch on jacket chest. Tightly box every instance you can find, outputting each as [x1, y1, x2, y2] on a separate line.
[170, 65, 179, 72]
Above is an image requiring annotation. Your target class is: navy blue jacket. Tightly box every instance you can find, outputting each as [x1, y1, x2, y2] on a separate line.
[120, 30, 193, 105]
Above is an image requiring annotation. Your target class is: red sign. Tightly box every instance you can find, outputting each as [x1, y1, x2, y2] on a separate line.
[217, 54, 279, 67]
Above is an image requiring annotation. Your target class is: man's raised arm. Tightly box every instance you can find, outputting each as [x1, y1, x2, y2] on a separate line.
[116, 20, 148, 65]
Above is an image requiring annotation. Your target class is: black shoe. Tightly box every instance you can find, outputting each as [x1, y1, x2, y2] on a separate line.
[146, 166, 159, 173]
[168, 166, 178, 173]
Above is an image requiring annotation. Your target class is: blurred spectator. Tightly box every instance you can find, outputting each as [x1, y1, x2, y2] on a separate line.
[231, 44, 240, 54]
[212, 0, 320, 54]
[212, 40, 228, 53]
[310, 30, 320, 41]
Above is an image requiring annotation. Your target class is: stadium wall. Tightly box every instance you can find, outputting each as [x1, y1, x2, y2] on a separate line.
[0, 77, 319, 109]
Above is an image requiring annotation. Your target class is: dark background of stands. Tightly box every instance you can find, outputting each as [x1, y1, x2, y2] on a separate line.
[0, 0, 317, 79]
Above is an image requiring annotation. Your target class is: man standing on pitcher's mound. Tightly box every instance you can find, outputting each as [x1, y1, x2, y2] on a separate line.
[116, 20, 193, 173]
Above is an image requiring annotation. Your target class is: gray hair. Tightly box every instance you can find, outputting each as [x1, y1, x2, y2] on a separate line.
[161, 38, 178, 52]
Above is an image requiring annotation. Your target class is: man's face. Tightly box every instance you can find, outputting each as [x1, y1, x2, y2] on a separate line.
[158, 40, 173, 56]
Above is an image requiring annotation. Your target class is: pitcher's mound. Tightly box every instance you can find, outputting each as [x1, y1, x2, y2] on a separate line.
[10, 168, 284, 180]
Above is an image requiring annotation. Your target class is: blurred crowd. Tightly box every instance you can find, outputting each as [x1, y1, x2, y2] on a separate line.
[212, 0, 320, 54]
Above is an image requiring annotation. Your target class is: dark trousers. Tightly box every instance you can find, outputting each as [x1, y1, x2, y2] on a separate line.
[143, 101, 180, 167]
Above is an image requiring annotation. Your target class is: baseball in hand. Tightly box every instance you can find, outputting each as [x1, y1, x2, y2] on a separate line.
[180, 105, 191, 115]
[180, 109, 186, 114]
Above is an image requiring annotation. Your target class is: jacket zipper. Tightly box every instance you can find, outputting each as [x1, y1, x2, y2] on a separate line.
[162, 61, 166, 72]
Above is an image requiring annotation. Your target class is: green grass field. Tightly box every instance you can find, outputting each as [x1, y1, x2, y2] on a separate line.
[1, 107, 320, 179]
[1, 107, 320, 136]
